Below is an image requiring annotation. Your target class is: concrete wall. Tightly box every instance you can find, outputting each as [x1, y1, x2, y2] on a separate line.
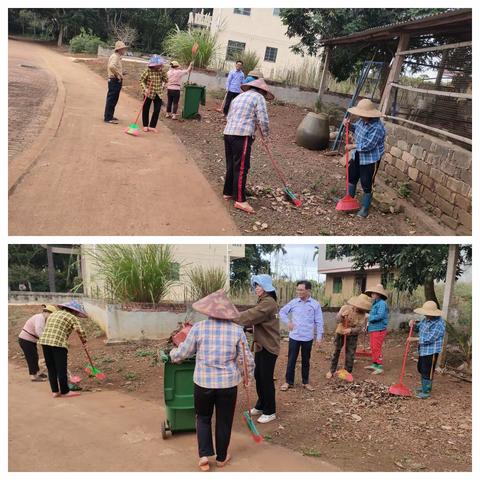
[381, 121, 472, 234]
[8, 291, 83, 305]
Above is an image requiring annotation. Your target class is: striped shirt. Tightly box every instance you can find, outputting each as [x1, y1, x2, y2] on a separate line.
[140, 68, 168, 99]
[279, 297, 323, 342]
[38, 310, 87, 350]
[415, 316, 446, 356]
[350, 118, 385, 165]
[169, 318, 255, 389]
[226, 69, 245, 93]
[223, 90, 269, 137]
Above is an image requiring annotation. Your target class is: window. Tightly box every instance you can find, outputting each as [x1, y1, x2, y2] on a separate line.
[233, 8, 251, 16]
[333, 277, 343, 294]
[264, 46, 278, 63]
[354, 275, 367, 295]
[273, 8, 281, 16]
[226, 40, 246, 61]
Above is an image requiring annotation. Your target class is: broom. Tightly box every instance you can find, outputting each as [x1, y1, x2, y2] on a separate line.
[186, 41, 199, 85]
[241, 342, 263, 443]
[336, 320, 354, 382]
[79, 337, 106, 380]
[125, 79, 152, 136]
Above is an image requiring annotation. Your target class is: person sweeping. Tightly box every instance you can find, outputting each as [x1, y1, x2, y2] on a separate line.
[364, 284, 389, 375]
[38, 301, 88, 398]
[326, 294, 371, 379]
[139, 55, 168, 132]
[166, 60, 193, 120]
[18, 304, 58, 381]
[344, 98, 386, 217]
[169, 290, 254, 471]
[408, 301, 446, 399]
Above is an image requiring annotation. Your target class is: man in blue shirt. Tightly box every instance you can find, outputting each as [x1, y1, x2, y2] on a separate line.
[223, 60, 245, 116]
[279, 281, 323, 392]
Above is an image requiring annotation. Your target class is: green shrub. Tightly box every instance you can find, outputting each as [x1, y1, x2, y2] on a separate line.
[238, 49, 260, 76]
[186, 266, 227, 300]
[70, 28, 104, 54]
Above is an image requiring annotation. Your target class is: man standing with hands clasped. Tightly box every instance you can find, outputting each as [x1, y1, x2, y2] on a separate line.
[279, 281, 324, 392]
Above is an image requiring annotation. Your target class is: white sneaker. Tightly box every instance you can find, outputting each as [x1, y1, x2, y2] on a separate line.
[250, 408, 263, 416]
[257, 413, 277, 424]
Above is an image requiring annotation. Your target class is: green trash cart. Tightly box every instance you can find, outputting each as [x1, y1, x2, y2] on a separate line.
[161, 354, 196, 440]
[182, 84, 206, 120]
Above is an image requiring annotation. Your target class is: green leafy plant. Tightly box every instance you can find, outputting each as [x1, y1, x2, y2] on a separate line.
[186, 265, 227, 300]
[69, 27, 104, 54]
[124, 372, 137, 381]
[135, 349, 156, 357]
[302, 448, 322, 457]
[238, 49, 260, 76]
[398, 182, 411, 198]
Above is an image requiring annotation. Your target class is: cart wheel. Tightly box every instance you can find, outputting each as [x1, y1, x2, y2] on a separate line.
[161, 421, 168, 440]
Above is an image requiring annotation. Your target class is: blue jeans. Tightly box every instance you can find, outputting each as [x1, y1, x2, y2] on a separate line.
[285, 338, 313, 385]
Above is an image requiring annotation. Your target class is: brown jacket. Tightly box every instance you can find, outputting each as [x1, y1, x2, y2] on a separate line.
[235, 294, 280, 355]
[335, 304, 367, 335]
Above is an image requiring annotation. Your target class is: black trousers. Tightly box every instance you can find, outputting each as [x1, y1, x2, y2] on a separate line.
[223, 91, 240, 116]
[41, 345, 69, 394]
[285, 338, 313, 385]
[166, 89, 181, 114]
[330, 334, 359, 373]
[194, 384, 237, 462]
[223, 135, 254, 203]
[254, 349, 277, 415]
[18, 338, 40, 375]
[104, 78, 122, 121]
[142, 94, 162, 128]
[348, 152, 381, 194]
[417, 353, 439, 380]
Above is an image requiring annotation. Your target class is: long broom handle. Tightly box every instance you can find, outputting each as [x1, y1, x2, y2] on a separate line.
[78, 333, 96, 369]
[344, 121, 350, 191]
[241, 342, 252, 411]
[398, 322, 415, 384]
[259, 134, 289, 187]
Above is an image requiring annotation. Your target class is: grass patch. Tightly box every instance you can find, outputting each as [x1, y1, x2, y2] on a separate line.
[124, 372, 138, 381]
[302, 447, 322, 457]
[135, 349, 156, 357]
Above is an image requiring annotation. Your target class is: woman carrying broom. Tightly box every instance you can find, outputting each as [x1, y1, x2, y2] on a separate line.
[38, 301, 88, 398]
[170, 290, 254, 471]
[165, 60, 193, 120]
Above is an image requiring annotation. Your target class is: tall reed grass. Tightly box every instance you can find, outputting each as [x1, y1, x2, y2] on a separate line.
[185, 266, 228, 300]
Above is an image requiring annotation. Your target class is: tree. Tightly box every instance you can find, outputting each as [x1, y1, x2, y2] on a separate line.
[280, 8, 448, 81]
[326, 245, 471, 305]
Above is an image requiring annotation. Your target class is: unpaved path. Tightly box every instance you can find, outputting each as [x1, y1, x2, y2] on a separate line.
[8, 39, 238, 236]
[8, 362, 337, 472]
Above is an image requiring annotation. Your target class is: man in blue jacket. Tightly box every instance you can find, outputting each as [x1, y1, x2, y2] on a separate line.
[279, 281, 323, 391]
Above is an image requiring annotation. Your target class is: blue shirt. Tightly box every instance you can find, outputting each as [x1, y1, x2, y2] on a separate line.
[367, 298, 389, 332]
[415, 316, 446, 356]
[350, 118, 385, 165]
[226, 69, 245, 93]
[279, 297, 323, 342]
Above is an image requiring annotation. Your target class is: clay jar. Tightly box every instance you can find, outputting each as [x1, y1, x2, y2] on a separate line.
[295, 112, 330, 150]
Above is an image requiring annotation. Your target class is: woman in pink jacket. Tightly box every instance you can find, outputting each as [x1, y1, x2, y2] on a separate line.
[165, 60, 193, 120]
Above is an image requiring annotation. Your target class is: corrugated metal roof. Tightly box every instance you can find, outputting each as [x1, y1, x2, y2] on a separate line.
[320, 9, 471, 46]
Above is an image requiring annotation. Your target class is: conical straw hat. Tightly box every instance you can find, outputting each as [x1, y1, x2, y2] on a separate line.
[192, 289, 240, 320]
[240, 78, 275, 101]
[347, 293, 372, 312]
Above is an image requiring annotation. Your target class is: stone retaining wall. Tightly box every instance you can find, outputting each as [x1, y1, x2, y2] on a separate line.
[381, 122, 472, 234]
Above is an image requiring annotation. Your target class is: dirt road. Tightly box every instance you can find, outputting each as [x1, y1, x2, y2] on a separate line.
[8, 39, 238, 236]
[8, 362, 337, 472]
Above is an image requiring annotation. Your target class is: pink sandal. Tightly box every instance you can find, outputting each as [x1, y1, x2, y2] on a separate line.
[198, 457, 210, 471]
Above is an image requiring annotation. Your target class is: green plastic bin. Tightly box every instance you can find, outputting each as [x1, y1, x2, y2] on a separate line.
[182, 84, 206, 119]
[161, 355, 196, 439]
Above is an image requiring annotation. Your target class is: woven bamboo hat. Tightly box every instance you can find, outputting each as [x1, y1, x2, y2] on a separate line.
[347, 98, 383, 118]
[247, 69, 263, 79]
[347, 293, 372, 312]
[192, 289, 240, 320]
[365, 284, 389, 299]
[58, 300, 88, 318]
[414, 300, 443, 317]
[42, 305, 58, 314]
[114, 41, 128, 52]
[240, 78, 275, 101]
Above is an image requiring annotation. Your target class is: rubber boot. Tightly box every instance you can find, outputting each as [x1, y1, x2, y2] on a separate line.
[357, 193, 372, 218]
[348, 183, 357, 198]
[415, 379, 432, 399]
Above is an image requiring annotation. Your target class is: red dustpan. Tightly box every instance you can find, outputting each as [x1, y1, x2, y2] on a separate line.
[389, 322, 414, 396]
[336, 121, 361, 211]
[355, 329, 372, 358]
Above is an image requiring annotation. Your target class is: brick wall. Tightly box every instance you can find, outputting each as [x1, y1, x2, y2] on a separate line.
[380, 122, 471, 234]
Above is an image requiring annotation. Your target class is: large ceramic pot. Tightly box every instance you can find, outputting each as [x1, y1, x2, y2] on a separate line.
[295, 112, 330, 150]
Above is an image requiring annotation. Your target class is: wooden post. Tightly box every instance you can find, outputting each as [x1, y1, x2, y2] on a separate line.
[317, 46, 331, 101]
[46, 246, 56, 293]
[438, 244, 460, 368]
[379, 33, 410, 114]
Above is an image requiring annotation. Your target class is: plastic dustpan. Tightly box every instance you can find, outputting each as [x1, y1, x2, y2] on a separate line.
[389, 382, 412, 397]
[336, 194, 360, 211]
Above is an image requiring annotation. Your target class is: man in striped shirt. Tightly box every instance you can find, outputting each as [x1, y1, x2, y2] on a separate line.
[223, 78, 274, 214]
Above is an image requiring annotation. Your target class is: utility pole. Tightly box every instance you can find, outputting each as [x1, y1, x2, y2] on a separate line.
[46, 245, 56, 293]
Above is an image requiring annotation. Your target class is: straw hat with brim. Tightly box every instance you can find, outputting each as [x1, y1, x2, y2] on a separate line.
[192, 289, 240, 320]
[58, 301, 88, 318]
[240, 78, 275, 101]
[365, 284, 389, 299]
[114, 41, 128, 52]
[347, 294, 372, 312]
[170, 60, 180, 68]
[43, 305, 58, 314]
[347, 98, 383, 118]
[414, 301, 443, 317]
[251, 274, 276, 293]
[247, 70, 263, 79]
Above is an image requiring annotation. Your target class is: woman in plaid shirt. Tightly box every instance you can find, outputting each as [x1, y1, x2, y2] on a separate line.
[408, 301, 446, 399]
[139, 56, 168, 133]
[169, 290, 254, 471]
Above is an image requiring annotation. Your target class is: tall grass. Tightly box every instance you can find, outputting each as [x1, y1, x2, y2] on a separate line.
[164, 27, 218, 69]
[238, 49, 260, 75]
[88, 245, 178, 304]
[185, 266, 227, 300]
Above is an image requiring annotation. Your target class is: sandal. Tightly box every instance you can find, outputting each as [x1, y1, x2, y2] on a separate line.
[280, 383, 291, 391]
[149, 127, 158, 133]
[216, 454, 231, 468]
[303, 383, 315, 392]
[142, 127, 149, 132]
[198, 457, 210, 471]
[105, 119, 119, 124]
[325, 371, 333, 379]
[223, 195, 233, 201]
[234, 202, 255, 214]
